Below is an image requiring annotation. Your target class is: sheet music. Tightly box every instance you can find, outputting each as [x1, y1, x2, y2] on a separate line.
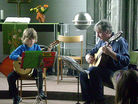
[4, 17, 31, 23]
[61, 56, 90, 75]
[21, 51, 56, 69]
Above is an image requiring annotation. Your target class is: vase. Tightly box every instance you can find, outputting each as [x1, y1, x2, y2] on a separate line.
[36, 12, 45, 23]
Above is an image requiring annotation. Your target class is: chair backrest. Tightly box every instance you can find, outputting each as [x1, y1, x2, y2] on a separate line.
[58, 35, 83, 65]
[58, 35, 83, 43]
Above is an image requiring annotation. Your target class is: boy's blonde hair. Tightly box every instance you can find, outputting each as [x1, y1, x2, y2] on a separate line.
[21, 28, 38, 44]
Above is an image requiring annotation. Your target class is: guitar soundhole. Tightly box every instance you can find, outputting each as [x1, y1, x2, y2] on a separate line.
[18, 62, 26, 70]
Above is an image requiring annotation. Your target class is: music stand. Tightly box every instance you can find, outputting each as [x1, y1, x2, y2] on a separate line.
[61, 56, 90, 104]
[21, 51, 57, 104]
[76, 75, 80, 104]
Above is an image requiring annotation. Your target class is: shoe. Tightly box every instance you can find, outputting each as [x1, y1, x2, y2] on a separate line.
[13, 96, 22, 104]
[39, 92, 47, 100]
[83, 103, 90, 104]
[83, 101, 91, 104]
[95, 100, 106, 104]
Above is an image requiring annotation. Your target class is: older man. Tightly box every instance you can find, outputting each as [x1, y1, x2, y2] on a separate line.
[80, 20, 130, 104]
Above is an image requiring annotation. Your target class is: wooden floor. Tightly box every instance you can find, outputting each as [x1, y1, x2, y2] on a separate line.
[0, 72, 115, 104]
[0, 99, 84, 104]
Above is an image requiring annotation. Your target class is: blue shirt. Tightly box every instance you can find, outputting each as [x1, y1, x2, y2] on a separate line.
[89, 35, 130, 70]
[9, 44, 41, 61]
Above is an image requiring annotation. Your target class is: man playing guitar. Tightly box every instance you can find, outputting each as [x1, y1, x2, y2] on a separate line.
[80, 20, 130, 104]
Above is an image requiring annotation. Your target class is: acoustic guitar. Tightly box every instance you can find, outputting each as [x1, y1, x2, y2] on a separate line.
[89, 31, 123, 67]
[13, 40, 59, 76]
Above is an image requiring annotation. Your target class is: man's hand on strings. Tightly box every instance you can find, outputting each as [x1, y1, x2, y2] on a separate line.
[102, 45, 118, 61]
[102, 45, 113, 56]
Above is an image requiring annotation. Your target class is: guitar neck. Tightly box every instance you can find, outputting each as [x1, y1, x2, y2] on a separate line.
[47, 40, 59, 52]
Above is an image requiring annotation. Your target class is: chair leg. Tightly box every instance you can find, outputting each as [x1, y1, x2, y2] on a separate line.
[44, 79, 47, 104]
[61, 59, 63, 80]
[17, 80, 19, 90]
[44, 68, 47, 104]
[20, 80, 22, 97]
[57, 59, 60, 84]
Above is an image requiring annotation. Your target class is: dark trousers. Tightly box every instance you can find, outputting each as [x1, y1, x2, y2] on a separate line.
[7, 68, 43, 98]
[80, 66, 114, 102]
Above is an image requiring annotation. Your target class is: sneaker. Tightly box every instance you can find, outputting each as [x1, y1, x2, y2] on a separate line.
[39, 92, 47, 100]
[13, 96, 22, 104]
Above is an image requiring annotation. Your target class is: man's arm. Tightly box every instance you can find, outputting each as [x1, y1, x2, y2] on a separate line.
[102, 45, 118, 61]
[103, 38, 130, 68]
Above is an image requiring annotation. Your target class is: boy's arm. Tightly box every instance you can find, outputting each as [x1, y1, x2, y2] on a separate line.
[9, 46, 23, 61]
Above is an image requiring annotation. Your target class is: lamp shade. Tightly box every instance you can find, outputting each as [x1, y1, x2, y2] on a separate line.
[72, 12, 93, 30]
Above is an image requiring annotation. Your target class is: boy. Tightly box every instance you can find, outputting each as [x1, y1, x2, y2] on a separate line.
[7, 28, 47, 104]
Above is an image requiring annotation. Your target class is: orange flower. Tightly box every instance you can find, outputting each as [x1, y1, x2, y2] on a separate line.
[30, 3, 48, 22]
[44, 4, 48, 8]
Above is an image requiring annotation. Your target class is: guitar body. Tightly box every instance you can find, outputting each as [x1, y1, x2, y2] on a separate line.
[13, 61, 33, 77]
[89, 47, 102, 67]
[89, 47, 110, 67]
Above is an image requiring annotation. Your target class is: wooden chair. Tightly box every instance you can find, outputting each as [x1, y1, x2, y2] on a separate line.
[57, 35, 83, 83]
[17, 68, 47, 103]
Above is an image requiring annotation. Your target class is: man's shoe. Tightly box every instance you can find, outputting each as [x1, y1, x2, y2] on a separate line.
[83, 101, 91, 104]
[13, 96, 22, 104]
[95, 100, 106, 104]
[39, 92, 47, 100]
